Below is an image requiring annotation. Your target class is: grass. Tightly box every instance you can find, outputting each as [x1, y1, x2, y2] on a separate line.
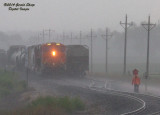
[0, 69, 27, 98]
[0, 69, 85, 114]
[29, 96, 85, 112]
[2, 96, 85, 115]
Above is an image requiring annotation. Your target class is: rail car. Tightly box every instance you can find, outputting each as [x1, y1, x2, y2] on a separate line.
[7, 45, 26, 68]
[66, 45, 89, 76]
[26, 42, 66, 74]
[0, 49, 7, 67]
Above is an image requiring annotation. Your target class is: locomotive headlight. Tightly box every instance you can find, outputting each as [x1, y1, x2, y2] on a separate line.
[52, 51, 56, 56]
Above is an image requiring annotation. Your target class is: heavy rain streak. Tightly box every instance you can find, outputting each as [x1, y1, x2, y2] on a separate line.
[0, 0, 160, 114]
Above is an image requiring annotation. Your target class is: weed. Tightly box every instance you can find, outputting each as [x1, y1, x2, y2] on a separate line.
[28, 96, 85, 113]
[0, 70, 26, 98]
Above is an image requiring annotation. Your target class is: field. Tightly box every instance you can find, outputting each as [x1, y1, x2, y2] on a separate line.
[0, 69, 86, 115]
[8, 96, 85, 115]
[0, 69, 26, 99]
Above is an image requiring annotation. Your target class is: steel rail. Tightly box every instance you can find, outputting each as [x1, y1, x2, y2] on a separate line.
[89, 86, 146, 115]
[87, 77, 160, 115]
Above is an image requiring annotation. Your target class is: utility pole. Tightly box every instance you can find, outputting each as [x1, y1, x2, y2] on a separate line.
[40, 30, 47, 43]
[62, 32, 65, 44]
[71, 32, 73, 44]
[120, 14, 132, 75]
[37, 34, 40, 44]
[62, 32, 68, 44]
[48, 29, 51, 42]
[102, 28, 112, 73]
[36, 34, 41, 44]
[45, 29, 54, 42]
[57, 33, 61, 43]
[43, 29, 45, 43]
[142, 16, 156, 79]
[80, 31, 82, 45]
[39, 30, 46, 44]
[87, 29, 96, 74]
[26, 49, 29, 88]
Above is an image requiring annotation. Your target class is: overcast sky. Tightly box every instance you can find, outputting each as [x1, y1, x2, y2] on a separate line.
[0, 0, 160, 32]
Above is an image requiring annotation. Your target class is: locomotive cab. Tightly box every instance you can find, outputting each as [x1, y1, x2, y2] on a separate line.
[41, 43, 66, 72]
[27, 42, 66, 74]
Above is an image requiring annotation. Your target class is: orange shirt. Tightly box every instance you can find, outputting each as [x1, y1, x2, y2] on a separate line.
[132, 76, 140, 85]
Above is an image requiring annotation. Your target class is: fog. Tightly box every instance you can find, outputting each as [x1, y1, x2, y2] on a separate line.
[1, 24, 160, 74]
[0, 0, 160, 32]
[0, 0, 160, 74]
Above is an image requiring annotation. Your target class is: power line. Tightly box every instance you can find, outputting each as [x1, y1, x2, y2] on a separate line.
[142, 16, 156, 79]
[120, 14, 132, 75]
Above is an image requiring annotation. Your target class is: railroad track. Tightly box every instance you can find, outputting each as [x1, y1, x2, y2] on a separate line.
[89, 86, 145, 115]
[20, 71, 160, 115]
[88, 78, 160, 115]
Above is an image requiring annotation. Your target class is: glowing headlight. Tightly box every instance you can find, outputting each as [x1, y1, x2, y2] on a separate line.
[56, 43, 60, 45]
[52, 51, 56, 56]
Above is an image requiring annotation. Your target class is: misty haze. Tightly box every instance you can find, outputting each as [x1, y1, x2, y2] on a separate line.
[0, 0, 160, 115]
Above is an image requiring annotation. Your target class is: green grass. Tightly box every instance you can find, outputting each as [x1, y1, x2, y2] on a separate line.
[29, 96, 85, 112]
[0, 69, 85, 114]
[1, 96, 85, 115]
[0, 69, 27, 98]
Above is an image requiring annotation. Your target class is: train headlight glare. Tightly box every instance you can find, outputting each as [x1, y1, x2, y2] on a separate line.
[52, 51, 56, 56]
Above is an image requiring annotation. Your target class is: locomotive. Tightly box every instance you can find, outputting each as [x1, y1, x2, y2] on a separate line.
[7, 45, 26, 68]
[26, 42, 66, 74]
[0, 49, 7, 67]
[8, 43, 89, 76]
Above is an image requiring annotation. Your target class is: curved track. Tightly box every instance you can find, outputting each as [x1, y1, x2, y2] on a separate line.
[17, 71, 160, 114]
[88, 77, 160, 115]
[89, 87, 146, 115]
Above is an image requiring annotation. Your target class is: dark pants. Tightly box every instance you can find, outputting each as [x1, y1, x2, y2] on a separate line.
[134, 84, 139, 93]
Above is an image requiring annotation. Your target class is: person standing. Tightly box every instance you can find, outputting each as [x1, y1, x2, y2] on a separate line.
[132, 69, 141, 93]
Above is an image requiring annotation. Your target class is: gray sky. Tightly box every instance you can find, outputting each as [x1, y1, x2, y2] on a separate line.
[0, 0, 160, 32]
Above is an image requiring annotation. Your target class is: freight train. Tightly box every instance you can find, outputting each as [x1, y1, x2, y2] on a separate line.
[7, 45, 26, 69]
[0, 49, 7, 67]
[7, 43, 89, 76]
[26, 42, 66, 74]
[66, 45, 89, 75]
